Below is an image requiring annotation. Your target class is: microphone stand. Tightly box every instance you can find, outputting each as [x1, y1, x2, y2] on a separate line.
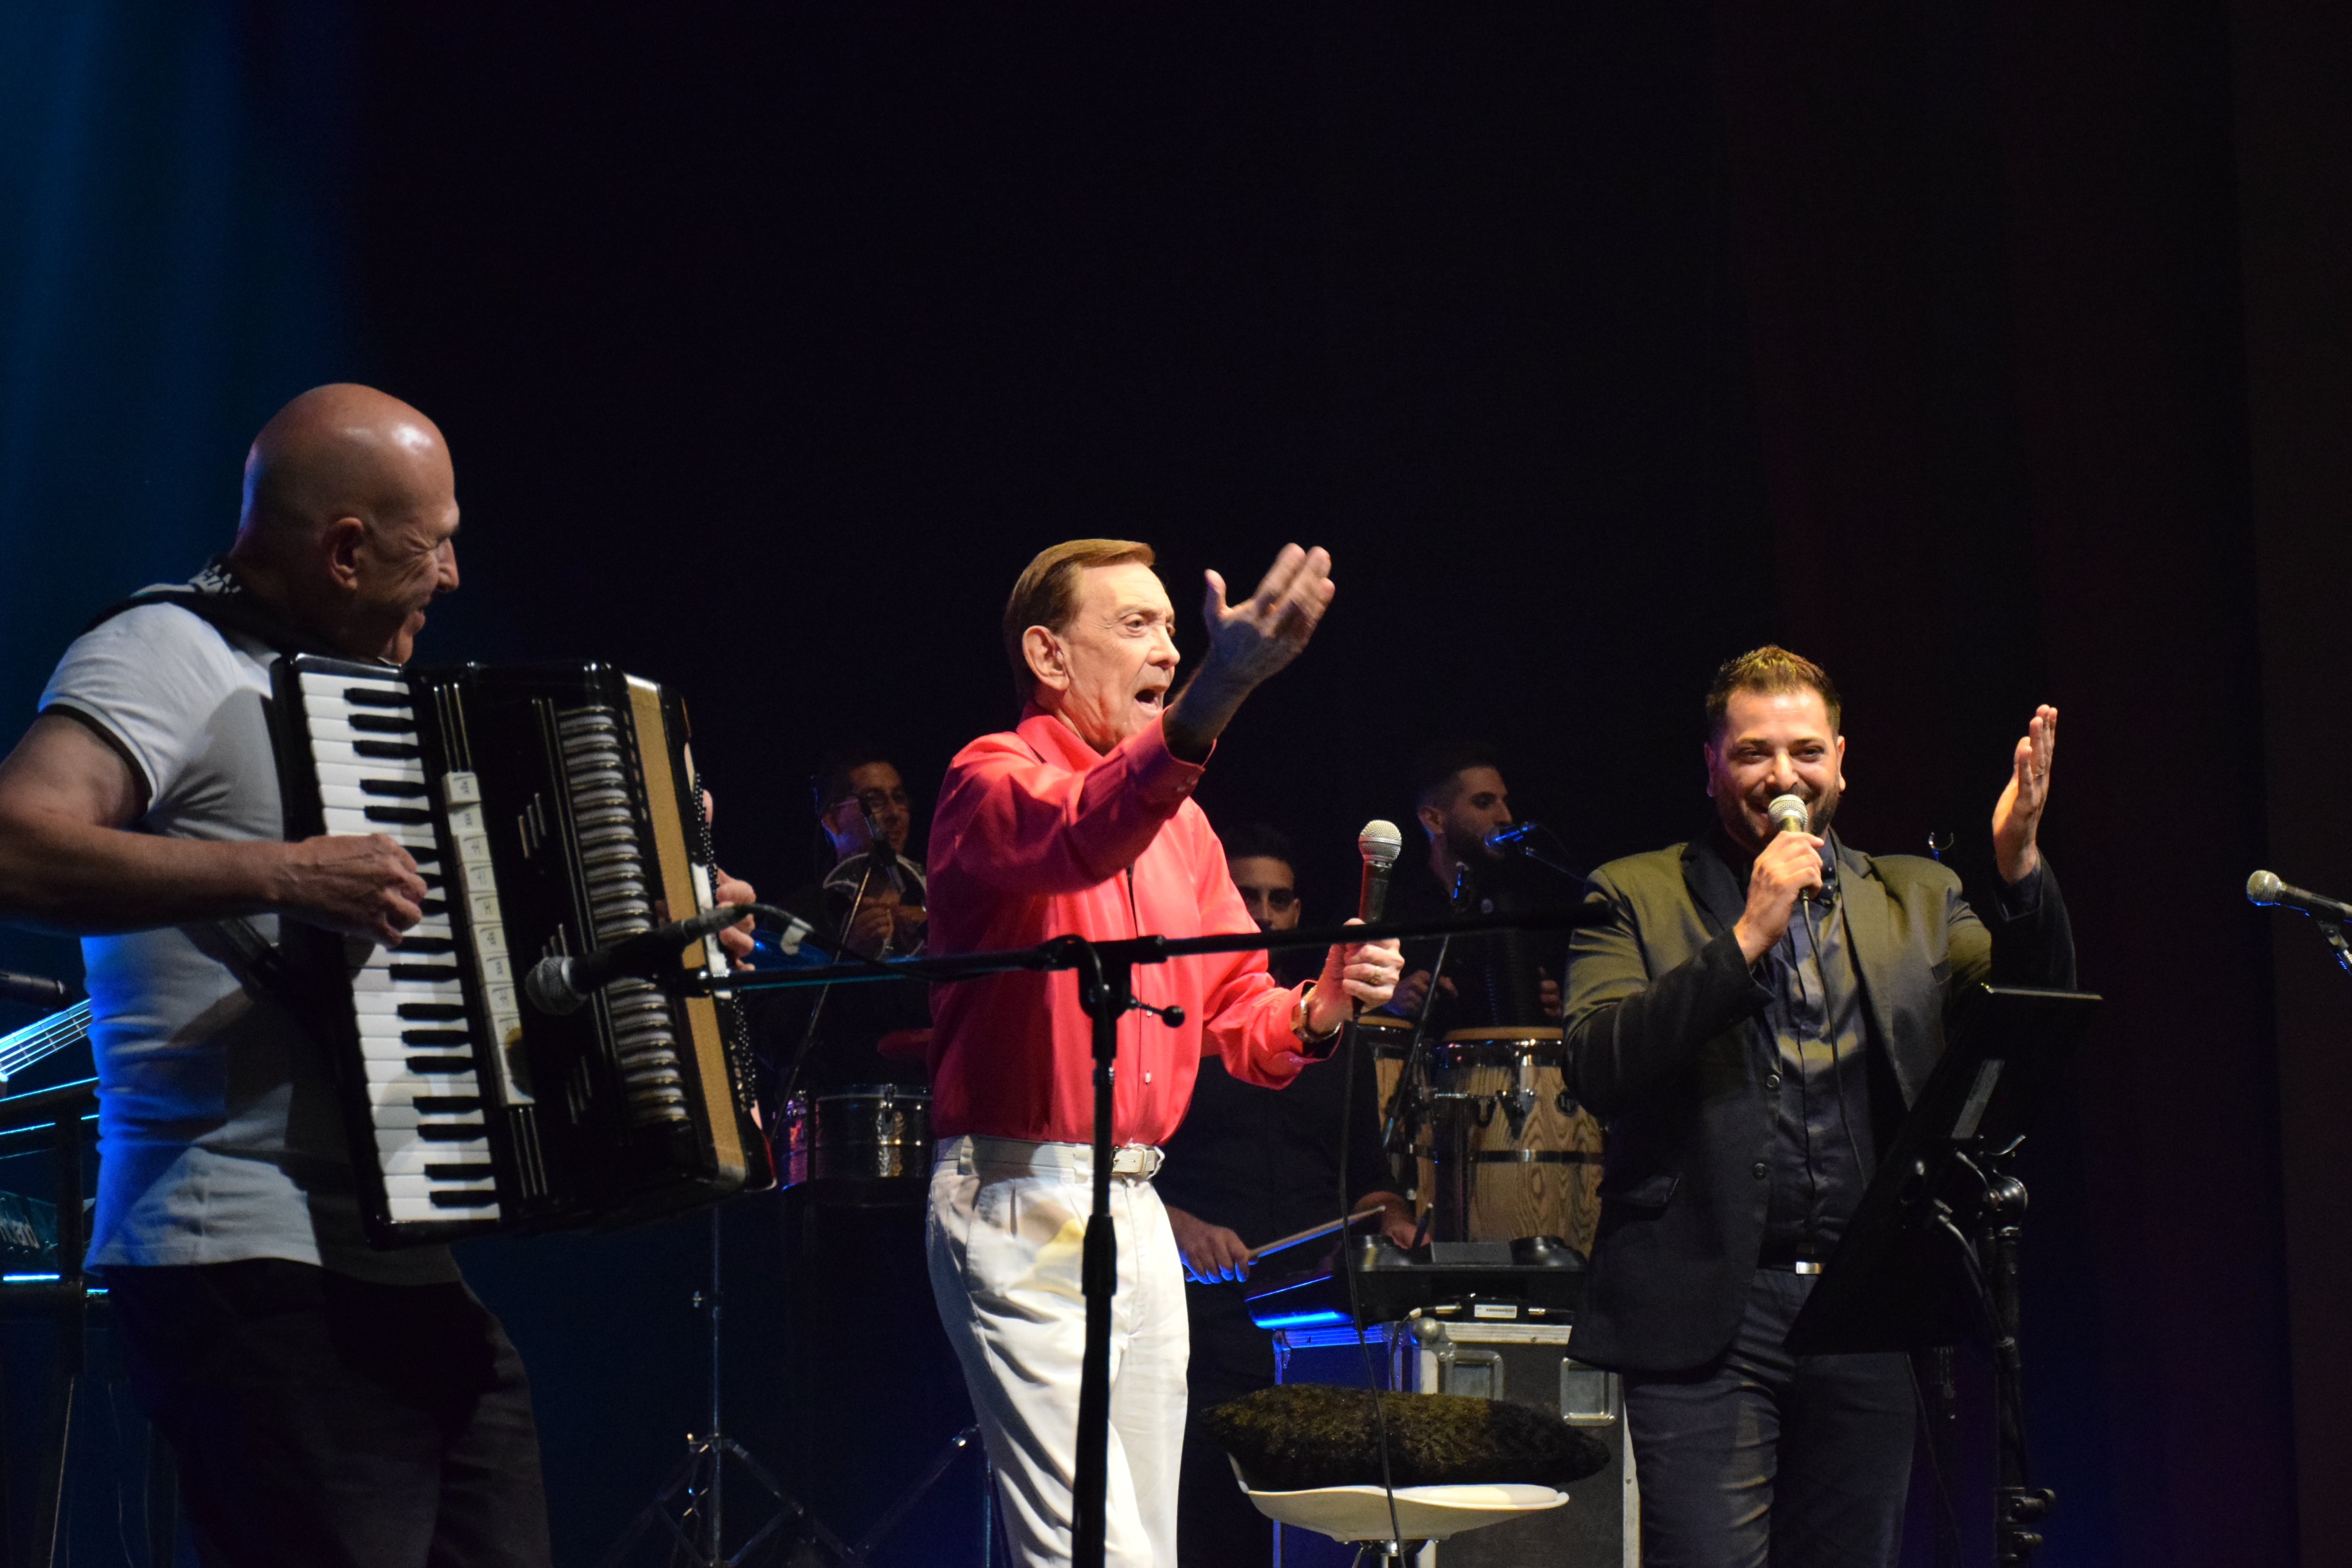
[775, 854, 888, 1108]
[1377, 867, 1468, 1171]
[717, 904, 1600, 1568]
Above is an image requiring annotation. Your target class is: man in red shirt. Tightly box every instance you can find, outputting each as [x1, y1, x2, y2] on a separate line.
[926, 538, 1403, 1568]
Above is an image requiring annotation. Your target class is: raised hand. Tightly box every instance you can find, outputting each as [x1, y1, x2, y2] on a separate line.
[1163, 544, 1337, 759]
[1198, 544, 1336, 691]
[1991, 704, 2058, 884]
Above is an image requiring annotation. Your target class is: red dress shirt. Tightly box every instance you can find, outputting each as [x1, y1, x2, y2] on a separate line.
[925, 703, 1312, 1146]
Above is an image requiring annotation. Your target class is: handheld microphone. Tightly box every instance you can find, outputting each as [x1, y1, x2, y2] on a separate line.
[1482, 821, 1543, 855]
[2247, 870, 2352, 923]
[524, 903, 752, 1017]
[1357, 819, 1403, 922]
[1767, 793, 1811, 837]
[0, 972, 68, 1007]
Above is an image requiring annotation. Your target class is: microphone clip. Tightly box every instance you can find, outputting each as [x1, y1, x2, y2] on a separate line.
[1126, 995, 1186, 1028]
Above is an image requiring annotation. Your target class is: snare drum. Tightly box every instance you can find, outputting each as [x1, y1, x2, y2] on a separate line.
[1425, 1027, 1603, 1254]
[779, 1085, 933, 1205]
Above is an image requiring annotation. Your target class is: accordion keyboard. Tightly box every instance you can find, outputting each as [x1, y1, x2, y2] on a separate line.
[277, 654, 769, 1247]
[295, 668, 503, 1225]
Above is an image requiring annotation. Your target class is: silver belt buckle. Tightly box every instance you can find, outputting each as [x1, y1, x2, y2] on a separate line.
[1792, 1259, 1826, 1276]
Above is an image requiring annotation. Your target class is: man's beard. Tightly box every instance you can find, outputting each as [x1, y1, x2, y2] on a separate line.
[1764, 781, 1841, 837]
[1445, 820, 1498, 867]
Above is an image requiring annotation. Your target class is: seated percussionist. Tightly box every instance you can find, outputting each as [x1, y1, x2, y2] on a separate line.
[1155, 821, 1418, 1568]
[759, 744, 931, 1096]
[922, 539, 1404, 1568]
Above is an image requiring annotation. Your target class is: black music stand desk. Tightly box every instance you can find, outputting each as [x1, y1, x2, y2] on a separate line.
[1786, 983, 2100, 1565]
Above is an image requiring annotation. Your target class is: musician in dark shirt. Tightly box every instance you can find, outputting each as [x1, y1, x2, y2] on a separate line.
[1157, 823, 1417, 1568]
[1387, 741, 1565, 1029]
[761, 746, 932, 1098]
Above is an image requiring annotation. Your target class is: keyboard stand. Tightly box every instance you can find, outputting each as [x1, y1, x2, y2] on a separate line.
[0, 1078, 135, 1568]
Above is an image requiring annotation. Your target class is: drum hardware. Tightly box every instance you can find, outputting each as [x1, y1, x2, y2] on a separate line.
[778, 1085, 933, 1205]
[1403, 1027, 1605, 1253]
[1502, 1086, 1537, 1141]
[596, 1206, 858, 1568]
[774, 836, 902, 1113]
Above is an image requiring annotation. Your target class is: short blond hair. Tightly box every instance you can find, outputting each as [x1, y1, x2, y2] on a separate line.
[1001, 539, 1157, 701]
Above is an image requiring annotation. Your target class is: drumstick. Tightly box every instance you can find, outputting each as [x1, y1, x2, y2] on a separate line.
[1246, 1207, 1388, 1264]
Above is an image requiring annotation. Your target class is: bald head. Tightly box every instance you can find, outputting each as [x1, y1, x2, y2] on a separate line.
[236, 384, 450, 550]
[228, 384, 461, 664]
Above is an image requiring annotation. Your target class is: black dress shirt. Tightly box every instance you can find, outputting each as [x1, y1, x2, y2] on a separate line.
[1719, 830, 2050, 1260]
[1387, 860, 1564, 1031]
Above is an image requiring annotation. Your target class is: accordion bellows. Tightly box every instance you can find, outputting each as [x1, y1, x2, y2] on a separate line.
[1205, 1384, 1610, 1492]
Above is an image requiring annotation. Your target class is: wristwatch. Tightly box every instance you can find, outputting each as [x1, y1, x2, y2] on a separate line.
[1290, 984, 1343, 1049]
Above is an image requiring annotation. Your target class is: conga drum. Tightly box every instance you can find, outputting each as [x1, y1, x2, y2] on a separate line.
[1424, 1027, 1603, 1256]
[1354, 1013, 1419, 1133]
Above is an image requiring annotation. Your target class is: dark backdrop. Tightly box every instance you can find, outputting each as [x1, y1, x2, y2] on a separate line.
[2, 3, 2343, 1565]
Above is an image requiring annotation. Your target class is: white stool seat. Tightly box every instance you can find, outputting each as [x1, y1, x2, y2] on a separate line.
[1229, 1458, 1566, 1542]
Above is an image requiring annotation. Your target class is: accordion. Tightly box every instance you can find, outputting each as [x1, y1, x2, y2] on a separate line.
[270, 654, 772, 1246]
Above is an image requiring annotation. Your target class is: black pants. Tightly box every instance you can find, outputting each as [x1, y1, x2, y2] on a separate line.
[1176, 1282, 1275, 1568]
[106, 1259, 551, 1568]
[1623, 1269, 1915, 1568]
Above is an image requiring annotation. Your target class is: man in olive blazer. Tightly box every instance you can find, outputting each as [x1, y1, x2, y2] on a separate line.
[1564, 647, 2074, 1568]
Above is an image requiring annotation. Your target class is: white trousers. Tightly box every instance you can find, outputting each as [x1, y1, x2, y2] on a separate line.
[926, 1135, 1189, 1568]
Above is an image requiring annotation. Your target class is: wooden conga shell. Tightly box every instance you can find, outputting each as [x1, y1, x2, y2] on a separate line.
[1428, 1027, 1605, 1256]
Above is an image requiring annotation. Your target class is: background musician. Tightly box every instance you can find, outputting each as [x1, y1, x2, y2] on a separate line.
[1563, 646, 2075, 1567]
[760, 744, 931, 1097]
[922, 539, 1402, 1568]
[800, 746, 928, 962]
[0, 384, 754, 1568]
[1156, 822, 1416, 1568]
[1388, 740, 1563, 1028]
[758, 743, 962, 1551]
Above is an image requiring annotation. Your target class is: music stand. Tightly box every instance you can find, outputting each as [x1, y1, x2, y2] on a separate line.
[1786, 983, 2100, 1566]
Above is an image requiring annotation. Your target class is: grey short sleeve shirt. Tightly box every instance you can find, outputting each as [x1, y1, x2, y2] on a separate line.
[40, 603, 455, 1284]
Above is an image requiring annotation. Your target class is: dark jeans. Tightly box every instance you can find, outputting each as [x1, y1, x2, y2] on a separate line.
[1177, 1283, 1275, 1568]
[106, 1259, 551, 1568]
[1623, 1269, 1915, 1568]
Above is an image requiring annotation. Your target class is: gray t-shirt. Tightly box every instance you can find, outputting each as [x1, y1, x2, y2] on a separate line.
[40, 603, 456, 1284]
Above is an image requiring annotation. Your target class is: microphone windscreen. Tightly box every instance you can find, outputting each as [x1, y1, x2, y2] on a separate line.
[1767, 794, 1811, 836]
[1358, 819, 1404, 867]
[523, 955, 582, 1016]
[2248, 870, 2283, 906]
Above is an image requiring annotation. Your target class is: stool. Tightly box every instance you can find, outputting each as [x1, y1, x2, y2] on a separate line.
[1229, 1457, 1564, 1558]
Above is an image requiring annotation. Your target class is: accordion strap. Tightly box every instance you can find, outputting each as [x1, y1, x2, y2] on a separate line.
[207, 915, 342, 1064]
